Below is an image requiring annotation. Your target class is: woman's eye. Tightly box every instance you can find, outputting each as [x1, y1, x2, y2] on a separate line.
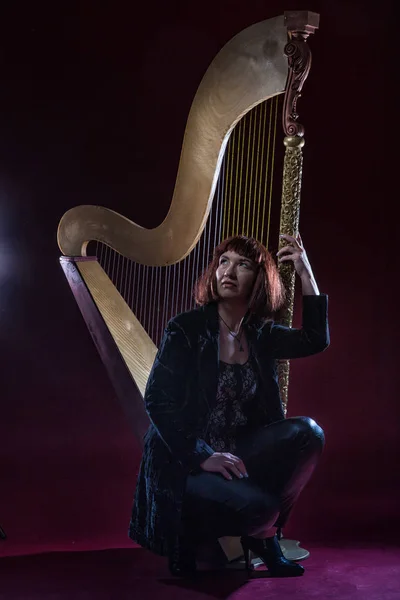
[220, 258, 228, 264]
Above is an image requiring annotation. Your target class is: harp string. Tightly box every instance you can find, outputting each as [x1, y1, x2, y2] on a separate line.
[242, 109, 252, 238]
[233, 119, 243, 238]
[266, 95, 279, 249]
[246, 105, 257, 236]
[222, 134, 232, 241]
[155, 266, 161, 341]
[257, 101, 267, 242]
[226, 126, 236, 240]
[251, 104, 262, 238]
[236, 117, 245, 237]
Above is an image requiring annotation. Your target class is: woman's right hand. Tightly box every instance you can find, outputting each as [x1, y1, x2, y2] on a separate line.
[200, 452, 248, 480]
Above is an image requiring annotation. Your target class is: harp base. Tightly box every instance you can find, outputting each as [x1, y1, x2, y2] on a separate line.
[279, 537, 310, 561]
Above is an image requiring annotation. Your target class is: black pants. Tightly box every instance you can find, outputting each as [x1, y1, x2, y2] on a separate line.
[181, 417, 324, 541]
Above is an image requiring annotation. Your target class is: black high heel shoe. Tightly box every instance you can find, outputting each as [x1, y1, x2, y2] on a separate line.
[168, 536, 197, 577]
[241, 535, 305, 577]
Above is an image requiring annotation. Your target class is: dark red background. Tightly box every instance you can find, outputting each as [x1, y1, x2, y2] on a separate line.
[0, 0, 398, 558]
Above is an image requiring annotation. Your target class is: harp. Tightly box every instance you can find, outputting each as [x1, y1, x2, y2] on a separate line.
[58, 11, 319, 564]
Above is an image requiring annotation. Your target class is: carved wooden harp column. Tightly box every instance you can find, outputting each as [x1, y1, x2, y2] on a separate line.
[277, 11, 320, 412]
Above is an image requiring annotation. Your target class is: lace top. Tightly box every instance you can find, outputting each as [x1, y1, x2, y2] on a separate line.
[205, 356, 259, 453]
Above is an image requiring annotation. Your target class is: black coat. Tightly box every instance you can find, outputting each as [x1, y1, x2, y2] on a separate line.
[129, 295, 329, 556]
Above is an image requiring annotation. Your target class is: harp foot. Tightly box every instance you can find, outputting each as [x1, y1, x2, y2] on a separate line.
[278, 537, 310, 561]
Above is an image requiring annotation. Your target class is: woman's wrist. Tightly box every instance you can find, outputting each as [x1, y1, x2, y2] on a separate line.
[300, 271, 320, 296]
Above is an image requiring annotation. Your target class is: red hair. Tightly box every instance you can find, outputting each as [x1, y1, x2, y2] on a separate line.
[194, 235, 285, 319]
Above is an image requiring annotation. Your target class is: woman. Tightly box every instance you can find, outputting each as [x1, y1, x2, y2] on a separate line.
[129, 234, 329, 578]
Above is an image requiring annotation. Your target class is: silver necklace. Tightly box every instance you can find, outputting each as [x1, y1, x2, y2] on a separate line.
[218, 314, 245, 352]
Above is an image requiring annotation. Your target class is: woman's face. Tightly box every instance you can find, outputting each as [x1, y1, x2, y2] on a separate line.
[215, 250, 257, 301]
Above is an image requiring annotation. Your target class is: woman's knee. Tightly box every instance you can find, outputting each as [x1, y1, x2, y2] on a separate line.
[288, 416, 325, 450]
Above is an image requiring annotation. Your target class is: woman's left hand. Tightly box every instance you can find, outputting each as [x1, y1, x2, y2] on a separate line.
[277, 233, 313, 279]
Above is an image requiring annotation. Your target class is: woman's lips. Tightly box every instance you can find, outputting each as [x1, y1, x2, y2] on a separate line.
[222, 281, 236, 287]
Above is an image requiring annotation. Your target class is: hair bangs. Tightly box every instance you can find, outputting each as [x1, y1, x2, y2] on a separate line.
[216, 236, 266, 266]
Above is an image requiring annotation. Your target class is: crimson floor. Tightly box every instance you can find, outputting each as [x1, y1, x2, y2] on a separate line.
[1, 545, 399, 600]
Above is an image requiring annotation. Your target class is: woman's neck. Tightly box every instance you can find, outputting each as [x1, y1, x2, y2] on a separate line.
[218, 300, 248, 331]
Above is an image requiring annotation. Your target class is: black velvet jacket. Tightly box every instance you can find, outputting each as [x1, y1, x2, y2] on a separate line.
[129, 295, 329, 556]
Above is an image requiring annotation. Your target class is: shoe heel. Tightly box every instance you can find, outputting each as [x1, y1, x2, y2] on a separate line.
[241, 539, 252, 573]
